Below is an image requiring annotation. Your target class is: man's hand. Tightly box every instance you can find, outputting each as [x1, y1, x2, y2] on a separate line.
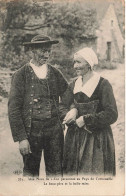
[19, 139, 32, 155]
[63, 108, 78, 125]
[76, 116, 85, 128]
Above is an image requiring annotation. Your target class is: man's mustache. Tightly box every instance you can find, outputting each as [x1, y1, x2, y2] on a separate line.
[37, 56, 49, 60]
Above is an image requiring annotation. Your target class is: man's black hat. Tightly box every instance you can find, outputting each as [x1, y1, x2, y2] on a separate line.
[23, 35, 59, 47]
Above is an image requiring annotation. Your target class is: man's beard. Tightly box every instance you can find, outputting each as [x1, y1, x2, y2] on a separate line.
[39, 58, 48, 65]
[35, 55, 49, 66]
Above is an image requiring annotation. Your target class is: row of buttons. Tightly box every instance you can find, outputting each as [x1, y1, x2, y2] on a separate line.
[27, 68, 43, 130]
[29, 99, 51, 105]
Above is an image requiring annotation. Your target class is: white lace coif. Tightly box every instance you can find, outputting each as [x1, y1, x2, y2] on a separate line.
[74, 47, 98, 68]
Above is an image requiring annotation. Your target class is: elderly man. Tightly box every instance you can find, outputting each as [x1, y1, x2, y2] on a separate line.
[8, 35, 69, 177]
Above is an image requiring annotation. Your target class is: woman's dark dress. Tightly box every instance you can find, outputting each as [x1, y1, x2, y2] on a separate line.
[63, 77, 118, 176]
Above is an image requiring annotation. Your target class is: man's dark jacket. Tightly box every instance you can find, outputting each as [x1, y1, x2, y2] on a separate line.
[8, 64, 69, 142]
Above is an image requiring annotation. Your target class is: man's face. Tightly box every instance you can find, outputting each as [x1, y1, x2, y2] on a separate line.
[31, 46, 51, 66]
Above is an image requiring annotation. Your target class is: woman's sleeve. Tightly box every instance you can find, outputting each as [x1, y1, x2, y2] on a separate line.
[84, 79, 118, 130]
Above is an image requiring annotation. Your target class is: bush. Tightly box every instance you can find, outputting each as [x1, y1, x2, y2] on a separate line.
[95, 59, 117, 70]
[0, 1, 97, 74]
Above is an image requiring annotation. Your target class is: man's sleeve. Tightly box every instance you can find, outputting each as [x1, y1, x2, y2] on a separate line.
[8, 71, 28, 142]
[56, 69, 68, 97]
[56, 69, 74, 119]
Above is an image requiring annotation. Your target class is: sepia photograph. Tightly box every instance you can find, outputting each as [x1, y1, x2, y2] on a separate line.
[0, 0, 125, 195]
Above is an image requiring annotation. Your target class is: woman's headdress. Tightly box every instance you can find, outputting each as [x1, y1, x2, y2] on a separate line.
[74, 47, 98, 68]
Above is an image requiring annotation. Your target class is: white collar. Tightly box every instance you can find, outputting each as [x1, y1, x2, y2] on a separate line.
[30, 60, 48, 79]
[73, 72, 100, 97]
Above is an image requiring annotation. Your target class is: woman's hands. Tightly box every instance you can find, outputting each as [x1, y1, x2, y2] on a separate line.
[63, 109, 92, 134]
[63, 108, 78, 125]
[76, 116, 85, 128]
[63, 108, 84, 128]
[63, 108, 85, 128]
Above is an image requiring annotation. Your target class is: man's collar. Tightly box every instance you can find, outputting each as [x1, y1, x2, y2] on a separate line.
[29, 59, 48, 79]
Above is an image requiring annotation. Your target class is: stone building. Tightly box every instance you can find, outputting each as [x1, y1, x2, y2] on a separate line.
[96, 4, 124, 62]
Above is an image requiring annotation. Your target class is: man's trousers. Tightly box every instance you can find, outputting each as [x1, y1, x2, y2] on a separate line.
[22, 119, 64, 177]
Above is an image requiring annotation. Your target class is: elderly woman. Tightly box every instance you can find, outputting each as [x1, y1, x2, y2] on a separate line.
[63, 48, 118, 176]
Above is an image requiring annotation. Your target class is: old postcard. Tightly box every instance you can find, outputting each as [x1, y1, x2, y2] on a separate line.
[0, 0, 125, 195]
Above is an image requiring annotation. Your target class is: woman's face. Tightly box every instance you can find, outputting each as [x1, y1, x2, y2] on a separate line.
[74, 55, 90, 76]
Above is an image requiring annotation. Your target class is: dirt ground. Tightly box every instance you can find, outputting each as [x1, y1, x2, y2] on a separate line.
[0, 63, 125, 177]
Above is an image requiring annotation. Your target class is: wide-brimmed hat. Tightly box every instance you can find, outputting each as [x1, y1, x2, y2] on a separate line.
[23, 35, 59, 47]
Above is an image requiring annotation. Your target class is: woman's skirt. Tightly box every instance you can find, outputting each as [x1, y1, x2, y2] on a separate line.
[63, 125, 115, 176]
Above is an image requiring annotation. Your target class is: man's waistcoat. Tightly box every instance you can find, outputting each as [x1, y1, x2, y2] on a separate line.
[8, 64, 68, 142]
